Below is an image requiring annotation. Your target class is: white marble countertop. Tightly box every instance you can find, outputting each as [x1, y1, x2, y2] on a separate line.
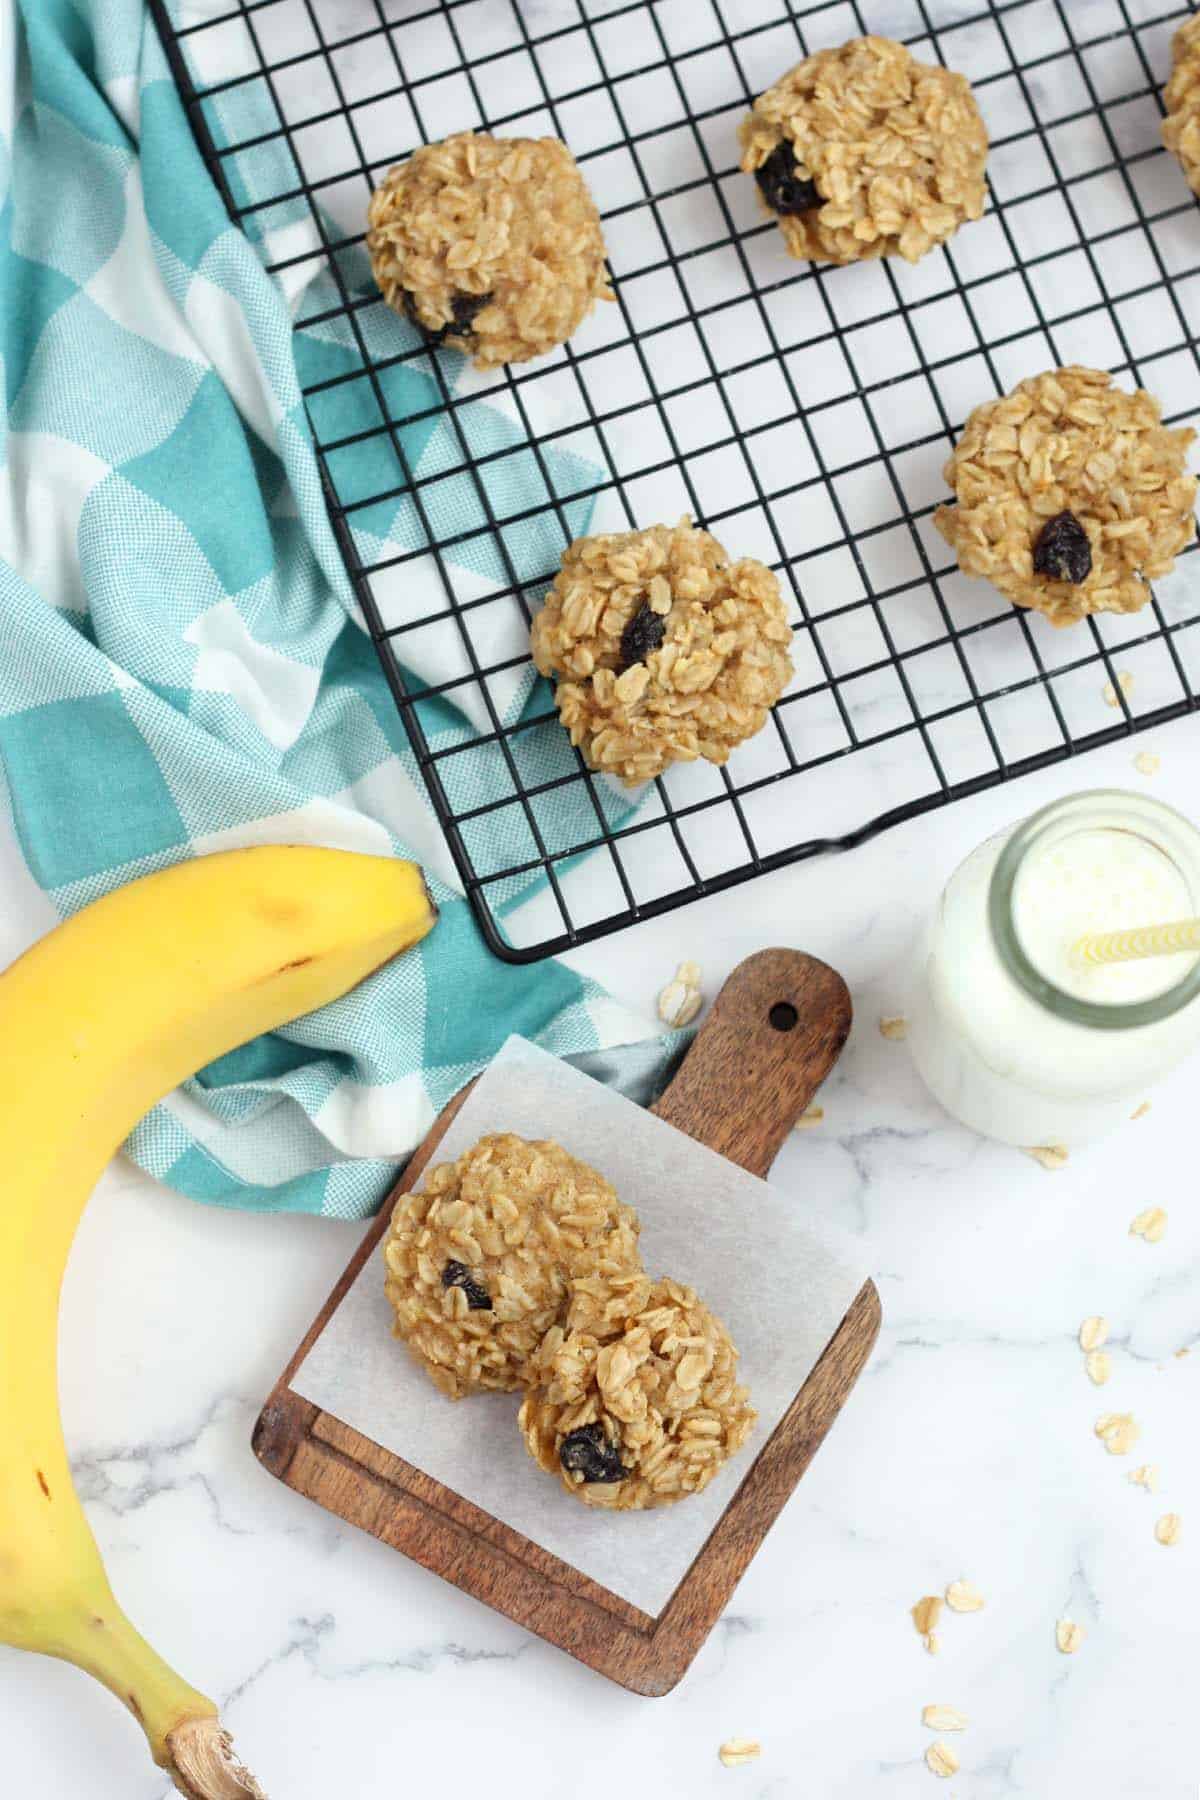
[6, 0, 1198, 1793]
[3, 726, 1198, 1800]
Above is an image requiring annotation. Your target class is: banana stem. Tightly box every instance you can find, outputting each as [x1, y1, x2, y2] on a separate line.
[47, 1600, 265, 1796]
[166, 1717, 267, 1800]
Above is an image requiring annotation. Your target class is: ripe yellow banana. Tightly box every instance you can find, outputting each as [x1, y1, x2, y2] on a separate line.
[0, 847, 436, 1797]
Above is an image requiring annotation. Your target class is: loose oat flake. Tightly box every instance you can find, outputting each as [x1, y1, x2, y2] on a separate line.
[912, 1595, 943, 1638]
[1102, 671, 1135, 707]
[1024, 1143, 1069, 1171]
[1155, 1512, 1182, 1546]
[1129, 1464, 1159, 1491]
[1056, 1619, 1085, 1654]
[718, 1739, 762, 1768]
[1130, 1206, 1168, 1244]
[1134, 751, 1161, 776]
[879, 1014, 909, 1041]
[945, 1580, 985, 1613]
[1079, 1315, 1109, 1352]
[794, 1105, 825, 1130]
[1085, 1350, 1112, 1386]
[922, 1705, 968, 1732]
[657, 965, 703, 1030]
[1131, 1101, 1152, 1120]
[1095, 1412, 1140, 1456]
[925, 1631, 940, 1655]
[925, 1741, 960, 1779]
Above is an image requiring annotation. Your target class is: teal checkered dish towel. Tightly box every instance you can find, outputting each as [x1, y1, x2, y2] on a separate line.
[0, 1, 673, 1218]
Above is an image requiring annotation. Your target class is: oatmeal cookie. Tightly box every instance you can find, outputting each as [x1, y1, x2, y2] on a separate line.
[738, 36, 988, 265]
[382, 1133, 642, 1399]
[366, 131, 611, 368]
[934, 367, 1196, 627]
[519, 1273, 756, 1510]
[1163, 13, 1200, 195]
[531, 518, 794, 786]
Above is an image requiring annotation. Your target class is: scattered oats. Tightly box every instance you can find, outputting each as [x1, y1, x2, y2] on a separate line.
[924, 1631, 940, 1655]
[1129, 1464, 1159, 1491]
[912, 1595, 943, 1638]
[1129, 1205, 1168, 1244]
[657, 963, 703, 1030]
[1134, 750, 1161, 776]
[922, 1705, 968, 1732]
[1176, 1347, 1191, 1359]
[879, 1014, 909, 1041]
[1102, 670, 1135, 707]
[794, 1105, 825, 1130]
[718, 1739, 762, 1768]
[925, 1741, 959, 1779]
[945, 1580, 985, 1614]
[1085, 1350, 1112, 1386]
[1155, 1512, 1182, 1546]
[1095, 1411, 1140, 1456]
[1056, 1618, 1085, 1654]
[1079, 1315, 1109, 1352]
[1131, 1100, 1151, 1120]
[1023, 1142, 1069, 1171]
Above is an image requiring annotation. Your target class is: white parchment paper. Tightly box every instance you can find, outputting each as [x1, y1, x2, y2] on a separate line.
[293, 1037, 869, 1615]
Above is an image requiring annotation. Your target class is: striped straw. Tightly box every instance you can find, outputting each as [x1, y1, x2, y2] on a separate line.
[1072, 917, 1200, 967]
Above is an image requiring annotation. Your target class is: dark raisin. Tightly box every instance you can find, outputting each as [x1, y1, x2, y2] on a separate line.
[449, 290, 492, 331]
[399, 288, 493, 346]
[1032, 511, 1092, 585]
[559, 1422, 628, 1484]
[441, 1259, 492, 1311]
[754, 141, 821, 218]
[619, 601, 666, 670]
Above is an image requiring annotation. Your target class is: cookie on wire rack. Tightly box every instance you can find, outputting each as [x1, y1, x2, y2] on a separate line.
[935, 367, 1197, 627]
[1163, 12, 1200, 196]
[530, 517, 794, 786]
[738, 35, 988, 265]
[367, 131, 611, 368]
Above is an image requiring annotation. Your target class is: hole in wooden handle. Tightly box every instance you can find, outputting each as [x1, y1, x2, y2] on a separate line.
[768, 1001, 798, 1032]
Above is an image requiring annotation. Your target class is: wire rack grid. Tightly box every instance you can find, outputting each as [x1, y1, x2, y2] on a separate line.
[153, 0, 1200, 962]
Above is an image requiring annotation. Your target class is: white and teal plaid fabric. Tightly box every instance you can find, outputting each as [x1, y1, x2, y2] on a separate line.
[0, 0, 669, 1218]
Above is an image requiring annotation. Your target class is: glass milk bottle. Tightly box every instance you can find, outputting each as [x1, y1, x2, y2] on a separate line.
[905, 790, 1200, 1148]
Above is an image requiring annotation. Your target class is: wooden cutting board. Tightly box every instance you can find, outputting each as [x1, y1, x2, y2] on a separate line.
[253, 949, 880, 1695]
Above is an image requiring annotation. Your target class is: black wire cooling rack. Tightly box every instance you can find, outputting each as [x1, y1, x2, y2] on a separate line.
[152, 0, 1200, 962]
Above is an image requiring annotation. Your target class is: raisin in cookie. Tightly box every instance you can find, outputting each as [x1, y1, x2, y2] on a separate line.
[367, 132, 611, 368]
[935, 367, 1196, 627]
[739, 35, 987, 265]
[1164, 13, 1200, 196]
[530, 518, 794, 786]
[519, 1272, 756, 1511]
[382, 1133, 642, 1399]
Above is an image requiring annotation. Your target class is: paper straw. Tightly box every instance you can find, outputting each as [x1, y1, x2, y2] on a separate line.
[1072, 917, 1200, 967]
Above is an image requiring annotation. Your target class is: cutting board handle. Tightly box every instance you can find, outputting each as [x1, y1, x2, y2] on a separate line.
[651, 948, 852, 1179]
